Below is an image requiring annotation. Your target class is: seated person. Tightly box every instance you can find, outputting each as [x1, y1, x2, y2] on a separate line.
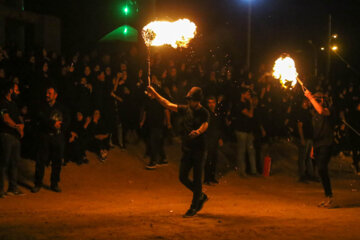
[87, 109, 110, 162]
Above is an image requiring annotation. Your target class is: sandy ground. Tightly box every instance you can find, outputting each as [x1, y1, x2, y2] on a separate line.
[1, 141, 360, 240]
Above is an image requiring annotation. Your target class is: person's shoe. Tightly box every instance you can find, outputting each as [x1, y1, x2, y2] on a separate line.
[196, 193, 208, 212]
[183, 208, 197, 218]
[50, 184, 62, 193]
[31, 185, 41, 193]
[324, 198, 339, 209]
[6, 188, 25, 196]
[145, 162, 157, 170]
[82, 158, 89, 164]
[157, 160, 168, 166]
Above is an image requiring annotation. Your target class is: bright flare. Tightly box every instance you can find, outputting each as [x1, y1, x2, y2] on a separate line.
[142, 19, 197, 48]
[273, 55, 298, 89]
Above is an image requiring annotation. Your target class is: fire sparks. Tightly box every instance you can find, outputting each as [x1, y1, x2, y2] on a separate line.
[142, 19, 197, 48]
[273, 55, 298, 89]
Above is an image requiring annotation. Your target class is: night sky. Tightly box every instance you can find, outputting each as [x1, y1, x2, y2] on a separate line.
[22, 0, 360, 76]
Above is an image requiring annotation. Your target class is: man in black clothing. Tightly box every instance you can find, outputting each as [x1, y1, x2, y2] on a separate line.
[32, 87, 69, 193]
[304, 90, 336, 208]
[230, 88, 257, 176]
[204, 96, 223, 185]
[140, 86, 169, 170]
[147, 85, 210, 218]
[0, 82, 24, 197]
[296, 98, 315, 183]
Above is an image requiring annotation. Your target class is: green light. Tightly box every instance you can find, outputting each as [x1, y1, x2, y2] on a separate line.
[123, 27, 128, 34]
[123, 6, 129, 15]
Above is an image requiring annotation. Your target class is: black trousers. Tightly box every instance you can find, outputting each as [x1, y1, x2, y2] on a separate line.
[314, 145, 333, 197]
[0, 133, 21, 192]
[149, 127, 166, 163]
[179, 148, 205, 209]
[35, 133, 64, 186]
[204, 137, 218, 182]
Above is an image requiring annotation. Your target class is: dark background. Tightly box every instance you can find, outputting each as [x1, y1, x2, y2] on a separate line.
[22, 0, 360, 78]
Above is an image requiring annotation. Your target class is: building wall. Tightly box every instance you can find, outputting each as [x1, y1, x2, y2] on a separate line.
[0, 4, 61, 53]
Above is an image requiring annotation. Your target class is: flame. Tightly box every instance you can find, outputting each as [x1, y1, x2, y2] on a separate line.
[142, 19, 197, 48]
[272, 55, 298, 89]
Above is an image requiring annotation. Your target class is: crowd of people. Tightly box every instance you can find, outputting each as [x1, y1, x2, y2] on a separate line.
[0, 43, 359, 209]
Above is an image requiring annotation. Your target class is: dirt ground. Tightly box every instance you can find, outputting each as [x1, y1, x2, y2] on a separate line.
[1, 141, 360, 240]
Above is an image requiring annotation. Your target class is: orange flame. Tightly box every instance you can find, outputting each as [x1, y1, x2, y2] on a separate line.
[142, 19, 197, 48]
[273, 55, 298, 89]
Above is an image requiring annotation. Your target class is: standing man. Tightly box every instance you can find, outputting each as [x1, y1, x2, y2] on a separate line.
[204, 96, 223, 185]
[296, 98, 315, 183]
[231, 88, 257, 176]
[32, 86, 69, 193]
[147, 85, 209, 217]
[0, 82, 24, 197]
[304, 90, 336, 208]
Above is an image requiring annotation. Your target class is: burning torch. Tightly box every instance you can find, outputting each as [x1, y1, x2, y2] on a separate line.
[272, 53, 308, 92]
[142, 19, 197, 86]
[273, 53, 360, 137]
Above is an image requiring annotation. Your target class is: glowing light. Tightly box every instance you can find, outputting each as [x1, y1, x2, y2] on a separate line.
[331, 46, 338, 51]
[332, 34, 338, 39]
[273, 54, 298, 89]
[142, 19, 197, 48]
[320, 47, 325, 51]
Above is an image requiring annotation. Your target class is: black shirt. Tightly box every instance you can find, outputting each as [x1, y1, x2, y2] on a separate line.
[36, 102, 69, 135]
[177, 105, 210, 151]
[297, 108, 314, 139]
[312, 110, 334, 148]
[231, 100, 253, 133]
[144, 98, 165, 129]
[0, 97, 22, 138]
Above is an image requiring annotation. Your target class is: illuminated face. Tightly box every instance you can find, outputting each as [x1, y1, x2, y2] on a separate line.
[207, 99, 216, 111]
[93, 110, 101, 121]
[76, 112, 83, 121]
[84, 66, 91, 76]
[43, 62, 48, 73]
[97, 72, 105, 81]
[13, 84, 20, 96]
[189, 99, 199, 109]
[46, 88, 58, 103]
[105, 67, 111, 76]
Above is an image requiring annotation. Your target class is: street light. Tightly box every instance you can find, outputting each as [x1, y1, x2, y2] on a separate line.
[331, 45, 338, 51]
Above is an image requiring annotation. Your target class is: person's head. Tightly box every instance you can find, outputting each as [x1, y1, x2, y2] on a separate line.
[170, 67, 177, 78]
[84, 66, 91, 76]
[42, 62, 49, 73]
[1, 81, 19, 100]
[301, 98, 310, 110]
[186, 87, 203, 110]
[120, 63, 127, 71]
[151, 74, 160, 86]
[80, 77, 87, 85]
[76, 112, 83, 121]
[240, 88, 251, 101]
[97, 71, 105, 81]
[207, 96, 216, 112]
[313, 92, 326, 106]
[93, 109, 101, 121]
[46, 87, 58, 104]
[105, 66, 111, 76]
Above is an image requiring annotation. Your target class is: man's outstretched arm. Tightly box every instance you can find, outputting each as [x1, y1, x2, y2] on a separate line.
[147, 86, 178, 112]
